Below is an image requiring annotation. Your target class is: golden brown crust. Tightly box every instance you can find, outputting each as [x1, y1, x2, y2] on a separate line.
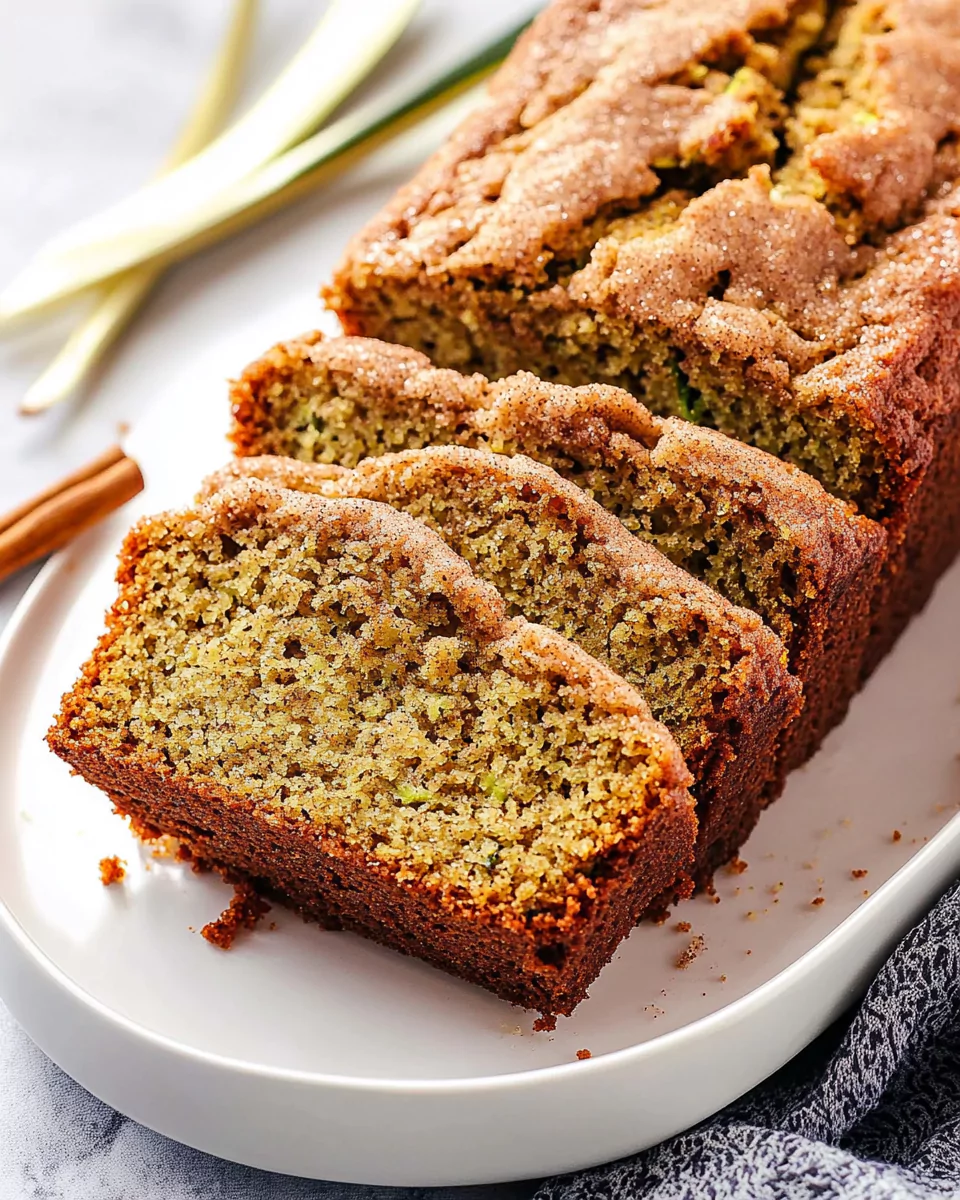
[327, 0, 807, 286]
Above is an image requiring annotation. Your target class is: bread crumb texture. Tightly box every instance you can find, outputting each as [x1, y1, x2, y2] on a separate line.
[50, 480, 690, 924]
[675, 933, 706, 969]
[202, 882, 271, 949]
[98, 856, 126, 886]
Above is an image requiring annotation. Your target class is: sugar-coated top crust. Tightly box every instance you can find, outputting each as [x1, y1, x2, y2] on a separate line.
[328, 0, 960, 459]
[206, 447, 776, 646]
[333, 0, 804, 283]
[230, 332, 884, 604]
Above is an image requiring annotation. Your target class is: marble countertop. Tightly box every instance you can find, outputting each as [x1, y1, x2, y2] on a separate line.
[0, 2, 535, 1195]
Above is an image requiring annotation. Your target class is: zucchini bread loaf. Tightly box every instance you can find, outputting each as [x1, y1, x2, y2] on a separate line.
[325, 0, 960, 672]
[47, 478, 696, 1015]
[205, 449, 801, 880]
[229, 333, 882, 773]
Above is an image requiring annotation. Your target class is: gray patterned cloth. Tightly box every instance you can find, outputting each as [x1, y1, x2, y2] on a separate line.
[537, 880, 960, 1200]
[2, 883, 958, 1199]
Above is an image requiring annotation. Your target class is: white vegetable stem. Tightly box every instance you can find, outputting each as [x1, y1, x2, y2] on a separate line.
[18, 0, 259, 414]
[2, 0, 419, 323]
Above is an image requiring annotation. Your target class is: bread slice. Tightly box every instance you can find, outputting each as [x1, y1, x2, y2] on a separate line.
[229, 332, 881, 771]
[47, 477, 695, 1016]
[206, 449, 800, 881]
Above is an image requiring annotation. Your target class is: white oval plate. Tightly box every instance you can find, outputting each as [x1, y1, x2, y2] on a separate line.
[1, 311, 960, 1186]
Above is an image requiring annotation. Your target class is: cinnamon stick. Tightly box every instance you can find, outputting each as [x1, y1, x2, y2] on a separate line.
[0, 446, 144, 583]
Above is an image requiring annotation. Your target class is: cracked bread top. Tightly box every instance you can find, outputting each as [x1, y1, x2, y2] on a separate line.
[327, 0, 960, 471]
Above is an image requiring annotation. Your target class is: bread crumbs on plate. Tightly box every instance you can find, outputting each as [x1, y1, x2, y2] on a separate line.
[811, 896, 826, 907]
[727, 857, 749, 875]
[576, 1049, 592, 1060]
[201, 882, 270, 949]
[533, 1015, 557, 1033]
[675, 921, 692, 933]
[98, 855, 126, 886]
[892, 830, 903, 842]
[851, 868, 869, 879]
[675, 934, 706, 969]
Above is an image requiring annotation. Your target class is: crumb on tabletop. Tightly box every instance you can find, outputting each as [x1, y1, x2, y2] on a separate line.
[98, 855, 126, 886]
[851, 868, 868, 879]
[533, 1014, 557, 1033]
[675, 933, 706, 969]
[576, 1048, 592, 1060]
[811, 896, 826, 907]
[892, 829, 903, 842]
[675, 920, 692, 933]
[201, 882, 271, 950]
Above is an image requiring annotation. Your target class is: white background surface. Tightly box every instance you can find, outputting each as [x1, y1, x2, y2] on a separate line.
[0, 2, 534, 1195]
